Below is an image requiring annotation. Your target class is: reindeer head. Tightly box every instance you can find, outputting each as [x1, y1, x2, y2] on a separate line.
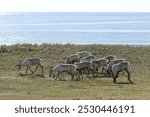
[49, 66, 53, 77]
[15, 64, 22, 71]
[15, 60, 22, 70]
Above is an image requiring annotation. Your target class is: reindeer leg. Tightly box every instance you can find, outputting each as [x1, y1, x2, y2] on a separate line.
[91, 70, 95, 79]
[70, 73, 76, 81]
[88, 68, 95, 79]
[113, 76, 116, 83]
[101, 66, 105, 73]
[38, 63, 44, 75]
[112, 71, 117, 83]
[57, 74, 63, 81]
[79, 70, 83, 80]
[75, 73, 80, 81]
[86, 68, 91, 79]
[61, 73, 65, 81]
[26, 67, 29, 74]
[29, 66, 38, 74]
[96, 67, 99, 73]
[32, 66, 38, 74]
[125, 69, 134, 84]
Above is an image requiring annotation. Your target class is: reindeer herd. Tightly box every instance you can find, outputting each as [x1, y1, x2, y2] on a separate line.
[15, 51, 134, 84]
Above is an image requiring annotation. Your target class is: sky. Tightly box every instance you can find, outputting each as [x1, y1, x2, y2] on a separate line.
[0, 0, 150, 12]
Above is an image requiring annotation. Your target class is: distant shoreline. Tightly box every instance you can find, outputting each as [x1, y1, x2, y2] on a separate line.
[0, 43, 150, 47]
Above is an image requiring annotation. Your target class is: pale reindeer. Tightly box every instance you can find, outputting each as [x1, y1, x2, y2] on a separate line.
[75, 61, 95, 79]
[65, 54, 80, 64]
[80, 55, 96, 63]
[106, 59, 125, 76]
[111, 61, 134, 84]
[49, 64, 80, 81]
[103, 55, 116, 64]
[91, 58, 108, 74]
[75, 51, 91, 58]
[15, 57, 44, 75]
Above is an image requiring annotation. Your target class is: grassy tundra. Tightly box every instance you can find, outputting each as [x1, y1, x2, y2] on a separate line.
[0, 44, 150, 100]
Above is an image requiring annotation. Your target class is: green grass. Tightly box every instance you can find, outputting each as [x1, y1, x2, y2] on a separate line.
[0, 44, 150, 100]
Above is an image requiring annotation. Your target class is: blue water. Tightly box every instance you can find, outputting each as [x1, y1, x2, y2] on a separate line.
[0, 12, 150, 45]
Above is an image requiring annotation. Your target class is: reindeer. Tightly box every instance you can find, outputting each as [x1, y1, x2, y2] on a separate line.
[65, 54, 80, 64]
[103, 55, 116, 64]
[49, 64, 80, 81]
[80, 55, 96, 63]
[106, 59, 125, 76]
[91, 58, 108, 74]
[15, 57, 44, 75]
[75, 51, 91, 58]
[111, 61, 134, 84]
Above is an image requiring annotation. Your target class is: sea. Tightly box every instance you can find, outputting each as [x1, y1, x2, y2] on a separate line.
[0, 12, 150, 45]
